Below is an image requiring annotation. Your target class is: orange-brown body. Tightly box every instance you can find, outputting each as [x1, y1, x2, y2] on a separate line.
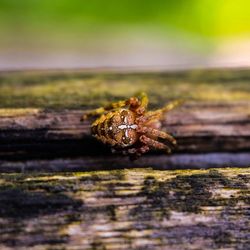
[91, 109, 138, 148]
[82, 93, 179, 159]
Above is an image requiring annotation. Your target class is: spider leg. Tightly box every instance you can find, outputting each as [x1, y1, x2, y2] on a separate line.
[111, 143, 150, 160]
[130, 92, 148, 115]
[136, 99, 183, 124]
[81, 101, 127, 120]
[128, 144, 150, 155]
[91, 110, 113, 126]
[136, 111, 162, 125]
[137, 126, 177, 146]
[82, 94, 146, 120]
[160, 99, 183, 113]
[126, 145, 151, 160]
[139, 135, 172, 153]
[94, 134, 117, 146]
[82, 107, 107, 121]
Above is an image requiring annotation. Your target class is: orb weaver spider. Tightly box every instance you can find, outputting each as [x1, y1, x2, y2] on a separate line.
[82, 93, 180, 159]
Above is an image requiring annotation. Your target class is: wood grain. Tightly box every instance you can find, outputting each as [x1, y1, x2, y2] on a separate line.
[0, 69, 250, 249]
[0, 102, 249, 163]
[0, 168, 249, 250]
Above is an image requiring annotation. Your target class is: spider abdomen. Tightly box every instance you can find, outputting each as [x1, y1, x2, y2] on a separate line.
[91, 109, 138, 148]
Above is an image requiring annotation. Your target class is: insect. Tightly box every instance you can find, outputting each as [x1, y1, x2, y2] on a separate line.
[82, 93, 180, 159]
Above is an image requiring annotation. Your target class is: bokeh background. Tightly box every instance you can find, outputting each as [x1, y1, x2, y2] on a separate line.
[0, 0, 250, 70]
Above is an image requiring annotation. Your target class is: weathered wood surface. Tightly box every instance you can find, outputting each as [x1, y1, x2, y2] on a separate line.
[0, 168, 249, 250]
[0, 68, 250, 169]
[0, 102, 250, 151]
[0, 69, 249, 250]
[0, 102, 250, 169]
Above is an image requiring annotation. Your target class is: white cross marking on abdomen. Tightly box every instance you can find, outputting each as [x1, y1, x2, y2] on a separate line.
[118, 124, 137, 130]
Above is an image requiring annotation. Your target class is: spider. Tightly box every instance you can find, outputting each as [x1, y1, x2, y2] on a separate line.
[82, 93, 180, 159]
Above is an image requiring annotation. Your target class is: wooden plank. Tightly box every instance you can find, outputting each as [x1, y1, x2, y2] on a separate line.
[0, 69, 249, 249]
[0, 68, 250, 168]
[0, 168, 249, 250]
[0, 102, 249, 161]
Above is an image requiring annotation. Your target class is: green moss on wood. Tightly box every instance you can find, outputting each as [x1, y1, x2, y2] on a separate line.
[0, 68, 250, 109]
[0, 108, 41, 117]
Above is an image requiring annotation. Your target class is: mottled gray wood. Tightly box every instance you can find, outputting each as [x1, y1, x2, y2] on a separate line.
[0, 168, 249, 250]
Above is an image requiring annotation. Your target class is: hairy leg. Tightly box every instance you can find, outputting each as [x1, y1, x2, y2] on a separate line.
[82, 101, 126, 120]
[136, 111, 162, 125]
[128, 144, 150, 160]
[137, 126, 176, 146]
[82, 94, 146, 120]
[139, 135, 172, 153]
[91, 110, 113, 126]
[161, 99, 183, 113]
[131, 92, 148, 115]
[94, 134, 117, 146]
[128, 144, 150, 155]
[135, 100, 182, 128]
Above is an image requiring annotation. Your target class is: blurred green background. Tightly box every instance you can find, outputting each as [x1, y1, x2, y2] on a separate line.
[0, 0, 250, 70]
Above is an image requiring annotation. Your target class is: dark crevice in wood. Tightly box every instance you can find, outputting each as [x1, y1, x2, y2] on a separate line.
[1, 153, 250, 173]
